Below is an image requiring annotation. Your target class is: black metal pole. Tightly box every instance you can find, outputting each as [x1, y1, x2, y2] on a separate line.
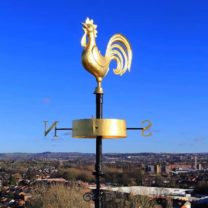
[94, 92, 103, 208]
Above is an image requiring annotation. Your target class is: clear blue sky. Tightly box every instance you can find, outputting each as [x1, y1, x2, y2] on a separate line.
[0, 0, 207, 153]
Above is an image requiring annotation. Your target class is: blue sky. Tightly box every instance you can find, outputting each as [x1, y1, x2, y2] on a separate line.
[0, 0, 207, 153]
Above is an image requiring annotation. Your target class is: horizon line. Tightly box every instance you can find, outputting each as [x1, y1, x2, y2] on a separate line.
[0, 151, 208, 154]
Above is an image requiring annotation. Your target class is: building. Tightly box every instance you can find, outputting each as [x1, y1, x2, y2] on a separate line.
[147, 165, 155, 173]
[156, 164, 161, 174]
[198, 163, 202, 170]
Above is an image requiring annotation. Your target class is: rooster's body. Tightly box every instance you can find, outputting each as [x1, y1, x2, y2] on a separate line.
[81, 18, 132, 92]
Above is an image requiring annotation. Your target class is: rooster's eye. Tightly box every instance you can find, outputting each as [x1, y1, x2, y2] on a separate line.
[87, 25, 93, 30]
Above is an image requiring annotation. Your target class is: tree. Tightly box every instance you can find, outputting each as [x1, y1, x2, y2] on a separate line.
[194, 182, 208, 195]
[103, 192, 156, 208]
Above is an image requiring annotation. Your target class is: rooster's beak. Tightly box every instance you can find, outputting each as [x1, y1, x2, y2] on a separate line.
[82, 23, 87, 30]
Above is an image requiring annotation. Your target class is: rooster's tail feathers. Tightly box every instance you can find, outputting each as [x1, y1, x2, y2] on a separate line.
[106, 34, 132, 76]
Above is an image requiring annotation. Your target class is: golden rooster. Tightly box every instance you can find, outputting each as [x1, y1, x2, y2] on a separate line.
[81, 18, 132, 93]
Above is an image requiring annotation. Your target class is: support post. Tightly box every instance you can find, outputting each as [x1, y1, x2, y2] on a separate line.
[94, 91, 103, 208]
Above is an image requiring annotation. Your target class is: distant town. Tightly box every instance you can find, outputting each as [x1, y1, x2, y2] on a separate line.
[0, 152, 208, 207]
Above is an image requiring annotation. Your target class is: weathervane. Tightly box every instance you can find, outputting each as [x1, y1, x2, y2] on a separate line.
[44, 18, 152, 208]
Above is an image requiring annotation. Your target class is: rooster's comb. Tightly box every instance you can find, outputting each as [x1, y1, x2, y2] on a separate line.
[85, 17, 98, 37]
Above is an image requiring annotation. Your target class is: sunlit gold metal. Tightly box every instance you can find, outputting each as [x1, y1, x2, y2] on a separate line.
[81, 18, 132, 93]
[72, 119, 127, 139]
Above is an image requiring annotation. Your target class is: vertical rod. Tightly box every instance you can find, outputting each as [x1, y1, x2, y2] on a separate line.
[94, 92, 103, 208]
